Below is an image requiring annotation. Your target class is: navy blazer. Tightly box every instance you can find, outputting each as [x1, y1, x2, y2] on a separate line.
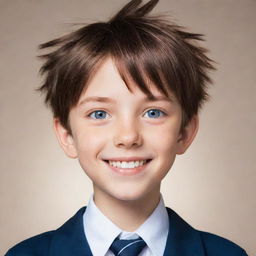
[5, 207, 248, 256]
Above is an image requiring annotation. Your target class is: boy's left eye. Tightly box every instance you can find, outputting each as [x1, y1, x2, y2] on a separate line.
[144, 109, 166, 118]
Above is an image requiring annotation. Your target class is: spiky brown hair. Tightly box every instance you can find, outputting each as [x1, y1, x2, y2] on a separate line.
[38, 0, 215, 133]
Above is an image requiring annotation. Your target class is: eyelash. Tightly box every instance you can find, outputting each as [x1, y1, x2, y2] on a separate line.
[87, 109, 167, 120]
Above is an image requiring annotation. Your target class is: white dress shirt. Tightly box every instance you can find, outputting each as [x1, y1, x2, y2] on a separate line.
[83, 194, 169, 256]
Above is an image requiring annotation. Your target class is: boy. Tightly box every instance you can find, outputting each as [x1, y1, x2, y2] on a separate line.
[6, 0, 248, 255]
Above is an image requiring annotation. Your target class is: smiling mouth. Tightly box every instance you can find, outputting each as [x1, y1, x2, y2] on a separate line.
[104, 159, 151, 169]
[103, 159, 152, 176]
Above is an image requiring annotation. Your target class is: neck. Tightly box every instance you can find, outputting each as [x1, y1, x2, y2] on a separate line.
[93, 186, 161, 232]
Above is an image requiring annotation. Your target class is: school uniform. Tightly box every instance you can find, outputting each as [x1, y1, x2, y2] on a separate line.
[5, 195, 248, 256]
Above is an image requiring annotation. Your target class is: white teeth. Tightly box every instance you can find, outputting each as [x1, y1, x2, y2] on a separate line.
[108, 160, 147, 169]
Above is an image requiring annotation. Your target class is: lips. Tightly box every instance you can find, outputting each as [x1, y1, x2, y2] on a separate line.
[109, 159, 147, 168]
[103, 158, 152, 176]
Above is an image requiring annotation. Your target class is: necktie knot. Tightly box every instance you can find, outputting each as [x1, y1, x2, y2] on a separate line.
[110, 236, 147, 256]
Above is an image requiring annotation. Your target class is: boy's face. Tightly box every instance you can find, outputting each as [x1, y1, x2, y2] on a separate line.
[54, 58, 198, 204]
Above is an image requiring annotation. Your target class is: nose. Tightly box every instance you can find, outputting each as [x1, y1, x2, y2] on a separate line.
[113, 119, 143, 149]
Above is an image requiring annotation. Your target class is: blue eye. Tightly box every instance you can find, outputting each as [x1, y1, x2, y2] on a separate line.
[88, 110, 109, 119]
[144, 109, 165, 118]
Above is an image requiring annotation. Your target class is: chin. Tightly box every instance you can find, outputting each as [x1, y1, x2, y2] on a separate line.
[109, 188, 149, 202]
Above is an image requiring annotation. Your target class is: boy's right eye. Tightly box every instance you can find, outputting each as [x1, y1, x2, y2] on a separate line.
[88, 110, 110, 119]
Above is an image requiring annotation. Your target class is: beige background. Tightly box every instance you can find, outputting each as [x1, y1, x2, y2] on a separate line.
[0, 0, 255, 255]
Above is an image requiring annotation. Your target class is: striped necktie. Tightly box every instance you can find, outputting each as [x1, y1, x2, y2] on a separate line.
[110, 236, 147, 256]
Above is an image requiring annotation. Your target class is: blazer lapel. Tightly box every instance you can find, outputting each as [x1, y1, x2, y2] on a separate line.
[49, 207, 93, 256]
[164, 207, 205, 256]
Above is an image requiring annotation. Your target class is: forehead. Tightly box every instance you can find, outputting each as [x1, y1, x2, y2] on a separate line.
[79, 57, 176, 103]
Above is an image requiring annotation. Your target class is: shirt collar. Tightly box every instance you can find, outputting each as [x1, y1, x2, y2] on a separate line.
[136, 195, 169, 256]
[83, 195, 121, 256]
[83, 194, 169, 256]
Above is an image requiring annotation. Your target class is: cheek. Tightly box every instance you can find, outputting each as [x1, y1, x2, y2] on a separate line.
[74, 127, 107, 159]
[147, 122, 180, 176]
[74, 128, 107, 181]
[147, 121, 180, 153]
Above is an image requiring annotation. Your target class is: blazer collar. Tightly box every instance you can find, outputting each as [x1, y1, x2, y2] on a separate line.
[164, 207, 205, 256]
[49, 206, 205, 256]
[50, 207, 92, 256]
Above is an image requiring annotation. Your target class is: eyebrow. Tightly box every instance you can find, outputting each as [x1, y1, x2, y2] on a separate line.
[78, 95, 173, 106]
[79, 97, 115, 106]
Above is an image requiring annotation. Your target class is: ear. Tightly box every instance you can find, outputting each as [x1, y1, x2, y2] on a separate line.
[176, 115, 199, 155]
[53, 118, 78, 158]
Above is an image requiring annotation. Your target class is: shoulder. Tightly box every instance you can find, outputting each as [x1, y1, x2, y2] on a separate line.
[5, 231, 55, 256]
[5, 206, 87, 256]
[165, 207, 248, 256]
[199, 231, 248, 256]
